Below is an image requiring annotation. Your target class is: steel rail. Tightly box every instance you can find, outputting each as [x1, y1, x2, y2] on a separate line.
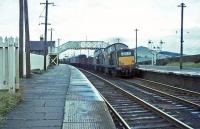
[122, 79, 200, 110]
[136, 77, 200, 96]
[99, 93, 131, 129]
[80, 68, 193, 129]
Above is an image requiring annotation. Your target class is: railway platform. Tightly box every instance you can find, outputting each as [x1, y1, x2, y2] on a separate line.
[1, 64, 115, 129]
[139, 65, 200, 77]
[138, 65, 200, 92]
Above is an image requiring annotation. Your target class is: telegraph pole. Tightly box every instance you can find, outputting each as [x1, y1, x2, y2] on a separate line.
[40, 0, 54, 70]
[135, 29, 138, 64]
[178, 3, 186, 69]
[19, 0, 24, 78]
[24, 0, 31, 78]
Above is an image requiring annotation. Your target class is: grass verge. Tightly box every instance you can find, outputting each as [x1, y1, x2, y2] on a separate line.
[0, 90, 22, 125]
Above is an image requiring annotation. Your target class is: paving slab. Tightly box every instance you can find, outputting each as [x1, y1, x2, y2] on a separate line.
[1, 65, 70, 129]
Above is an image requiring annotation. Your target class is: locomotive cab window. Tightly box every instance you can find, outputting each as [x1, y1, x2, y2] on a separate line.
[118, 50, 134, 57]
[121, 51, 132, 56]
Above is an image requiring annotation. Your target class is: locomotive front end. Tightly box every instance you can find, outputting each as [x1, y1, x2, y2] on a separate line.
[117, 49, 136, 76]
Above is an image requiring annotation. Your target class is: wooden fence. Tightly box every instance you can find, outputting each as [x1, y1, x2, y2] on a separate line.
[0, 36, 19, 93]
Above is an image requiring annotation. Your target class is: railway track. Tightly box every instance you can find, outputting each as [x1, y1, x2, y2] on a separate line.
[80, 69, 192, 129]
[126, 78, 200, 108]
[109, 78, 200, 128]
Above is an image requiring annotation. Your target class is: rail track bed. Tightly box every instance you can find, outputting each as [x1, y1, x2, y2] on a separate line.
[81, 69, 193, 129]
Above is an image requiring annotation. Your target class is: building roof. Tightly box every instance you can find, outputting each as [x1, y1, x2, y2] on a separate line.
[30, 41, 55, 51]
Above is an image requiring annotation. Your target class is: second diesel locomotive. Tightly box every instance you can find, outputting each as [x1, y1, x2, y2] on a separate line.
[94, 43, 137, 76]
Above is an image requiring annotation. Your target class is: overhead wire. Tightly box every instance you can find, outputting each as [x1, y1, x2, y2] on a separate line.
[39, 5, 46, 18]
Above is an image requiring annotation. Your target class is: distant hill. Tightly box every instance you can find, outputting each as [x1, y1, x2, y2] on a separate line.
[159, 51, 181, 57]
[133, 46, 181, 62]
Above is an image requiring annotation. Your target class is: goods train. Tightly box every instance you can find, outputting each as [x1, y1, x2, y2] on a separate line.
[94, 43, 137, 76]
[62, 54, 93, 68]
[63, 43, 137, 76]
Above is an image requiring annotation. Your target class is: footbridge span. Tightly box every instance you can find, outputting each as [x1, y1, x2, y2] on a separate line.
[49, 41, 109, 65]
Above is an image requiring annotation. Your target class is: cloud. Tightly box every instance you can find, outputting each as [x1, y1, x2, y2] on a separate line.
[156, 27, 200, 54]
[0, 0, 199, 55]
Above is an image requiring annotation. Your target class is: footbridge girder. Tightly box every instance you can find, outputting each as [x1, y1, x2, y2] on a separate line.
[53, 41, 109, 54]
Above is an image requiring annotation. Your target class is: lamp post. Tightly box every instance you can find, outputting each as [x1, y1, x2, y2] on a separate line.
[135, 29, 138, 64]
[148, 40, 154, 65]
[178, 3, 186, 69]
[159, 40, 164, 51]
[19, 0, 24, 78]
[48, 28, 54, 53]
[48, 28, 55, 41]
[148, 40, 163, 65]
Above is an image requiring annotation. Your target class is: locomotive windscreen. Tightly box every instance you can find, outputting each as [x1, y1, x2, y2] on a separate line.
[121, 51, 132, 56]
[118, 50, 134, 57]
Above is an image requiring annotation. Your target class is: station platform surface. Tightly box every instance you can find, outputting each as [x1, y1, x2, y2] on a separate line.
[1, 65, 115, 129]
[63, 66, 115, 129]
[139, 65, 200, 77]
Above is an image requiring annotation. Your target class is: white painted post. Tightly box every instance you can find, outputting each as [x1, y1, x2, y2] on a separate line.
[57, 54, 59, 65]
[0, 36, 19, 92]
[4, 40, 9, 89]
[2, 42, 6, 89]
[151, 51, 154, 66]
[0, 37, 4, 89]
[15, 37, 19, 90]
[4, 37, 9, 90]
[8, 37, 16, 93]
[154, 52, 157, 65]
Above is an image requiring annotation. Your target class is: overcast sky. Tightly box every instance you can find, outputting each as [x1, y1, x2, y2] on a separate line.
[0, 0, 200, 55]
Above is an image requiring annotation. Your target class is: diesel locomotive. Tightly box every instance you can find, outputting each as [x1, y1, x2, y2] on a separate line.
[94, 43, 137, 76]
